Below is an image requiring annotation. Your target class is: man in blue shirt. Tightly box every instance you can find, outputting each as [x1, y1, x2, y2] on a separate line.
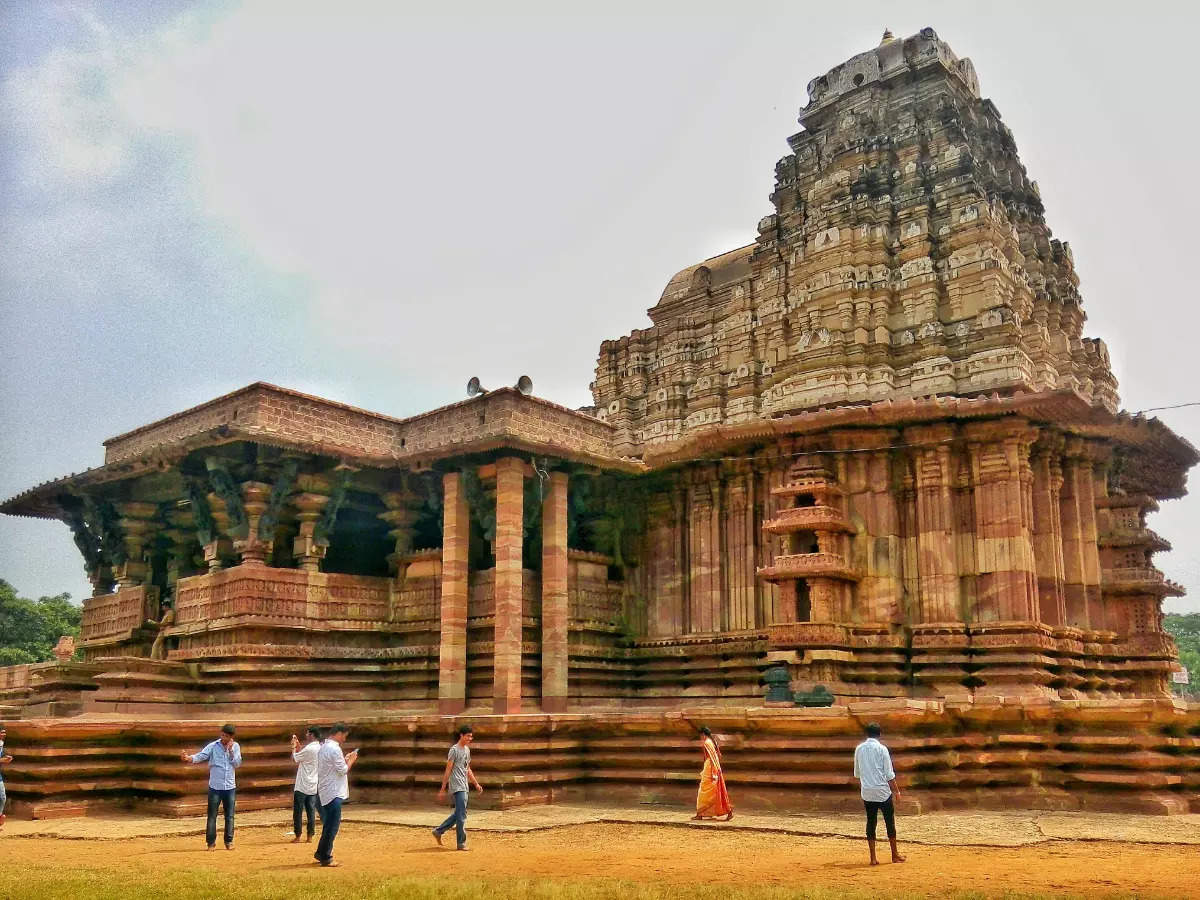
[182, 723, 242, 850]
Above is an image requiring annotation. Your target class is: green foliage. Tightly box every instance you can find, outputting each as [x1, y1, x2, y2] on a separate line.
[1164, 613, 1200, 697]
[0, 578, 80, 664]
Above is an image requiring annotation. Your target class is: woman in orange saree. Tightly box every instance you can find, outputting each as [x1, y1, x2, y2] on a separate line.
[693, 726, 733, 820]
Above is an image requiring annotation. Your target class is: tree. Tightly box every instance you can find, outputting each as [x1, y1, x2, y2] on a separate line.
[0, 579, 81, 664]
[1164, 613, 1200, 698]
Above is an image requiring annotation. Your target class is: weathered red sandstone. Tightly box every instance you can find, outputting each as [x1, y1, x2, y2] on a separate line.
[1, 27, 1196, 817]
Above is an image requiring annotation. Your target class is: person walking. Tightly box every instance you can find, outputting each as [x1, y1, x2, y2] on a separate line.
[852, 722, 905, 866]
[0, 724, 11, 830]
[181, 723, 242, 850]
[692, 726, 734, 821]
[313, 722, 358, 867]
[432, 725, 483, 851]
[290, 726, 322, 843]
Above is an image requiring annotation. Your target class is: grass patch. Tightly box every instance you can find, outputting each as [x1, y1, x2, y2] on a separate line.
[0, 867, 1099, 900]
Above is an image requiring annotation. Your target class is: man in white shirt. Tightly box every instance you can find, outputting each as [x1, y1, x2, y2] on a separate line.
[852, 722, 905, 865]
[290, 726, 322, 843]
[313, 722, 358, 867]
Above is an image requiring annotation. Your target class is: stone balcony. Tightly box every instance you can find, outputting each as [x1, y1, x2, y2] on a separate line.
[1101, 566, 1184, 597]
[1098, 526, 1171, 552]
[762, 504, 853, 534]
[757, 552, 859, 582]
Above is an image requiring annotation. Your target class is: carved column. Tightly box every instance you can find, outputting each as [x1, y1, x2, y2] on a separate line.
[493, 457, 525, 714]
[723, 462, 755, 631]
[541, 471, 569, 712]
[292, 491, 331, 574]
[687, 475, 718, 633]
[1082, 447, 1109, 631]
[645, 489, 680, 637]
[379, 490, 416, 576]
[906, 425, 961, 622]
[234, 481, 273, 565]
[113, 502, 158, 588]
[1060, 441, 1102, 629]
[965, 421, 1039, 622]
[1031, 437, 1067, 626]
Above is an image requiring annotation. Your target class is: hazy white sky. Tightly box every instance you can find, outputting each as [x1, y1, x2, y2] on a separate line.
[1, 1, 1197, 612]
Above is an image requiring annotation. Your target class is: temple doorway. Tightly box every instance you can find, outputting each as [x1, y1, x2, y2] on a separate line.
[796, 579, 811, 622]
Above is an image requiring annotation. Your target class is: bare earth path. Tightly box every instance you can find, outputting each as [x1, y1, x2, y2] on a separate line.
[2, 805, 1199, 899]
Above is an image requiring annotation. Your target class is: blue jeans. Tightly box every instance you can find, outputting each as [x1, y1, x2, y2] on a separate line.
[315, 796, 342, 864]
[0, 780, 6, 816]
[206, 788, 235, 847]
[434, 790, 468, 848]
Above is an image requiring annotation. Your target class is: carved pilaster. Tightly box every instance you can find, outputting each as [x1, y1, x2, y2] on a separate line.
[964, 420, 1039, 623]
[905, 424, 960, 623]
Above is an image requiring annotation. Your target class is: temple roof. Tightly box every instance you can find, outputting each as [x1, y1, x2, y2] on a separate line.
[649, 244, 755, 323]
[1, 382, 640, 520]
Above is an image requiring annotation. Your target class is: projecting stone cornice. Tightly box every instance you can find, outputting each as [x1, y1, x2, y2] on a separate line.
[638, 389, 1197, 497]
[0, 382, 644, 520]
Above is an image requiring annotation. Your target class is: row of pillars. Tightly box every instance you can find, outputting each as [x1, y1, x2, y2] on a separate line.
[437, 459, 569, 715]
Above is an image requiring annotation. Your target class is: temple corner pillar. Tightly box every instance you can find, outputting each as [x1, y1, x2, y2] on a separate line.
[438, 471, 469, 715]
[541, 470, 569, 713]
[492, 457, 526, 715]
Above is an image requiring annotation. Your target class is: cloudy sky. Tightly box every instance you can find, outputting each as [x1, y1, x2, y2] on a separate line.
[1, 1, 1197, 613]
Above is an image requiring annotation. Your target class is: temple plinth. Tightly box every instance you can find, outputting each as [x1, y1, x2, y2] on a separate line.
[0, 26, 1195, 817]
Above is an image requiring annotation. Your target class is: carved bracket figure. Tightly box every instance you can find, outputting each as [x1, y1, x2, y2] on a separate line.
[184, 479, 217, 546]
[313, 467, 353, 547]
[87, 497, 128, 567]
[61, 495, 103, 577]
[258, 458, 300, 541]
[206, 457, 248, 540]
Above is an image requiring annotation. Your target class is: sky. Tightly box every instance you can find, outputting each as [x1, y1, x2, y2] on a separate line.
[1, 0, 1197, 613]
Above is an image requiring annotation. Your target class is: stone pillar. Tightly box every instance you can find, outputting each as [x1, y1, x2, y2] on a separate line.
[965, 421, 1039, 623]
[438, 471, 470, 715]
[492, 457, 525, 714]
[541, 471, 569, 713]
[113, 502, 158, 588]
[292, 491, 330, 573]
[907, 426, 961, 623]
[234, 481, 273, 565]
[379, 491, 416, 576]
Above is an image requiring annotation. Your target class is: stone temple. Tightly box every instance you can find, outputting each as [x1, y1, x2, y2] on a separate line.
[2, 28, 1197, 816]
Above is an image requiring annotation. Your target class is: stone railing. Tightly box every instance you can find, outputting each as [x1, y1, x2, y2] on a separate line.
[1102, 566, 1179, 595]
[174, 567, 390, 625]
[762, 505, 850, 533]
[767, 622, 851, 648]
[759, 552, 858, 581]
[0, 663, 36, 691]
[81, 586, 159, 643]
[467, 569, 541, 619]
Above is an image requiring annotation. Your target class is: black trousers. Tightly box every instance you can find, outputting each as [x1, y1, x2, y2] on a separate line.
[293, 790, 319, 837]
[863, 795, 896, 840]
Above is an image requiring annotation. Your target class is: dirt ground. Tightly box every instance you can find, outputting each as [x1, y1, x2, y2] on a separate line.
[2, 811, 1200, 900]
[3, 806, 1200, 899]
